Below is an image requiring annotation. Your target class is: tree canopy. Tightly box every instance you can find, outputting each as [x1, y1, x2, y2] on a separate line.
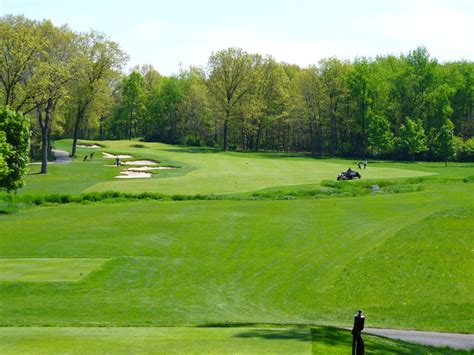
[0, 106, 30, 192]
[1, 14, 473, 167]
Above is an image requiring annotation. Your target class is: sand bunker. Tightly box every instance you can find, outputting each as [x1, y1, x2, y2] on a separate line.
[115, 171, 152, 179]
[124, 166, 177, 172]
[122, 160, 158, 166]
[77, 144, 102, 148]
[124, 166, 160, 171]
[102, 152, 133, 159]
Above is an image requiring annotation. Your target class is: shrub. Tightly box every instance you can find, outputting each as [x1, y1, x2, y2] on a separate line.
[454, 137, 474, 162]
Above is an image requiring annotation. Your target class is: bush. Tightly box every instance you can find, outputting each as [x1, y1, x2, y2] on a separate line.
[463, 175, 474, 183]
[454, 137, 474, 162]
[184, 136, 203, 147]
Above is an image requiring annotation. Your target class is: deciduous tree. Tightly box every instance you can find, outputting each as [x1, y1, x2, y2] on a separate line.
[399, 117, 427, 161]
[0, 106, 30, 192]
[207, 48, 253, 150]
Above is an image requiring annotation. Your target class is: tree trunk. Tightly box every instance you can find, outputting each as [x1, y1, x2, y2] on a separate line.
[5, 88, 10, 106]
[223, 110, 229, 151]
[331, 114, 335, 156]
[99, 114, 105, 140]
[71, 106, 83, 158]
[128, 108, 133, 140]
[308, 118, 315, 156]
[40, 126, 49, 174]
[38, 99, 53, 174]
[255, 122, 262, 151]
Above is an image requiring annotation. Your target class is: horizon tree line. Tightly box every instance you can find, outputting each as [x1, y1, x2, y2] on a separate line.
[0, 14, 473, 185]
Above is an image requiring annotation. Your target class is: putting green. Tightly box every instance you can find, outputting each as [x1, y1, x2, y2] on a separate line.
[22, 139, 434, 195]
[0, 258, 109, 282]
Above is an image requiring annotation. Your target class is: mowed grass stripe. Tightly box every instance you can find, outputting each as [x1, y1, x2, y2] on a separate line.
[0, 182, 473, 331]
[0, 258, 110, 282]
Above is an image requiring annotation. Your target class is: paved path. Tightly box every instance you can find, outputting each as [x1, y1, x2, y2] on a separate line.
[52, 149, 71, 163]
[363, 328, 474, 350]
[29, 150, 71, 165]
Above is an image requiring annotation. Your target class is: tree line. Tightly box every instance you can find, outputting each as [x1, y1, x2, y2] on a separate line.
[110, 48, 473, 165]
[1, 15, 473, 190]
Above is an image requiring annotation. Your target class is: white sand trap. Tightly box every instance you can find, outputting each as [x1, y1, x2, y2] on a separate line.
[115, 171, 152, 179]
[125, 166, 160, 171]
[124, 166, 177, 172]
[102, 152, 133, 159]
[122, 160, 158, 166]
[77, 144, 102, 148]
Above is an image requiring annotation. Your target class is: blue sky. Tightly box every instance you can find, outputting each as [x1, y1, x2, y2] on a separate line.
[1, 0, 473, 75]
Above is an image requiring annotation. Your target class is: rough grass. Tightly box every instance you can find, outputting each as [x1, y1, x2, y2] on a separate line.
[1, 177, 432, 208]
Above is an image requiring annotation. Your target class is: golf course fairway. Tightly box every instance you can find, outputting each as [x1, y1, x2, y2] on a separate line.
[0, 139, 472, 353]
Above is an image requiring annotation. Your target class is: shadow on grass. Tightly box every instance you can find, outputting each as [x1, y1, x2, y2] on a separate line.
[162, 147, 221, 154]
[163, 147, 329, 159]
[233, 326, 311, 342]
[311, 327, 467, 354]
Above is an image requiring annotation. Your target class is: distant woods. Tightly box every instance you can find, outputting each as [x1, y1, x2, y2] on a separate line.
[1, 15, 473, 170]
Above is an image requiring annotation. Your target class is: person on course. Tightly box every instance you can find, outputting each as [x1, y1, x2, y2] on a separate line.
[352, 310, 365, 355]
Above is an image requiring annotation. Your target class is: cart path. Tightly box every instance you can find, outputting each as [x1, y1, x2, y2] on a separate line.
[363, 328, 474, 350]
[52, 149, 72, 163]
[29, 149, 72, 165]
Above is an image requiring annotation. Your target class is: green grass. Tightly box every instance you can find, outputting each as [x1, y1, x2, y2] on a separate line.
[0, 258, 109, 282]
[0, 185, 472, 331]
[22, 139, 435, 195]
[2, 139, 473, 352]
[0, 327, 311, 354]
[0, 326, 467, 354]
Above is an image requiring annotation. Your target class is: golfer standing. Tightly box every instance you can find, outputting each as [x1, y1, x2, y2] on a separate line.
[352, 310, 365, 355]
